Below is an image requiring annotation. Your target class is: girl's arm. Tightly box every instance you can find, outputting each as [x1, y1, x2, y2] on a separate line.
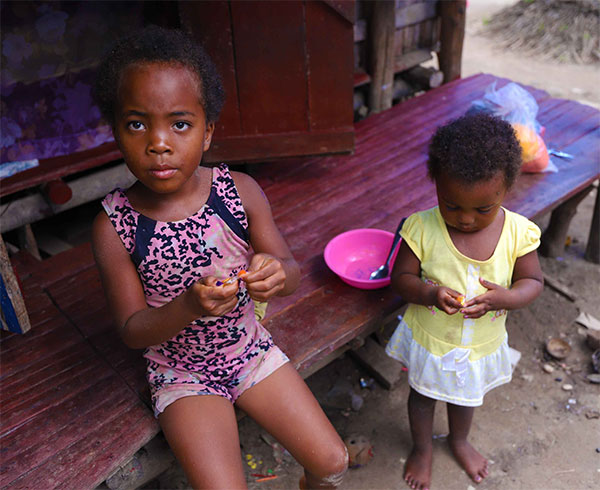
[462, 250, 544, 319]
[391, 240, 463, 315]
[233, 171, 300, 301]
[92, 212, 239, 349]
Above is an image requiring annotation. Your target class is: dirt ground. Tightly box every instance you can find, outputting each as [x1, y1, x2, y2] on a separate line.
[144, 2, 600, 489]
[154, 197, 600, 490]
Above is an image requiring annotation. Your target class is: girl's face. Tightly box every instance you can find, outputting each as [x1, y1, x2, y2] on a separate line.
[113, 62, 214, 195]
[436, 172, 507, 233]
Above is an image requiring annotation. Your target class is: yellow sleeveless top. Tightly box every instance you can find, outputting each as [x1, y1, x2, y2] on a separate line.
[401, 206, 540, 360]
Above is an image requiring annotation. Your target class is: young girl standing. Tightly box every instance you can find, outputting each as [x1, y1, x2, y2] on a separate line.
[92, 26, 348, 489]
[386, 113, 544, 490]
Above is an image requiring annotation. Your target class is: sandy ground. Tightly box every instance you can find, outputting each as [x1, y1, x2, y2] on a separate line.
[146, 2, 600, 489]
[462, 0, 600, 110]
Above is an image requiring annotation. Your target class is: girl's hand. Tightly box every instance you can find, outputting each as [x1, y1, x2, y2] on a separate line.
[187, 277, 239, 317]
[461, 278, 510, 319]
[432, 286, 464, 315]
[241, 253, 286, 302]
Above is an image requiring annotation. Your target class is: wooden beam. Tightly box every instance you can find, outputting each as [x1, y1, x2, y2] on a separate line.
[438, 0, 466, 83]
[322, 0, 356, 24]
[368, 0, 396, 113]
[404, 65, 444, 89]
[17, 224, 41, 260]
[0, 163, 136, 233]
[0, 141, 121, 198]
[205, 129, 355, 164]
[0, 235, 31, 334]
[395, 1, 437, 29]
[394, 48, 433, 74]
[349, 336, 404, 390]
[42, 179, 73, 205]
[543, 273, 577, 302]
[540, 185, 595, 258]
[585, 186, 599, 263]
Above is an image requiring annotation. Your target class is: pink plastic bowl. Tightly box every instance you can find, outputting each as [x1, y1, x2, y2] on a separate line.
[324, 228, 400, 290]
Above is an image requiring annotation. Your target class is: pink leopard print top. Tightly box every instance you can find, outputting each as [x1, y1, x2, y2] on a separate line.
[102, 164, 276, 393]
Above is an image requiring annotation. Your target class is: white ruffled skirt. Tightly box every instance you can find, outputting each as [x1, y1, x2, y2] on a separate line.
[385, 317, 513, 406]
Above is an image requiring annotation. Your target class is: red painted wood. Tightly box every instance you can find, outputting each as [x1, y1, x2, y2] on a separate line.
[179, 0, 242, 138]
[0, 142, 121, 198]
[45, 265, 102, 307]
[205, 129, 355, 164]
[1, 244, 155, 488]
[354, 69, 371, 87]
[0, 317, 82, 380]
[1, 383, 138, 487]
[256, 73, 598, 373]
[322, 0, 355, 23]
[230, 1, 308, 135]
[306, 1, 354, 132]
[22, 242, 95, 290]
[0, 309, 59, 348]
[43, 179, 73, 205]
[0, 341, 95, 399]
[1, 73, 597, 488]
[0, 354, 110, 434]
[5, 403, 157, 490]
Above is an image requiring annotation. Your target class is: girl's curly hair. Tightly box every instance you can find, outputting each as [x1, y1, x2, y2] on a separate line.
[427, 112, 522, 188]
[94, 25, 224, 125]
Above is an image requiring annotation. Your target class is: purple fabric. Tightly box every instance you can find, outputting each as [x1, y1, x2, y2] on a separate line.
[1, 1, 145, 164]
[1, 68, 113, 164]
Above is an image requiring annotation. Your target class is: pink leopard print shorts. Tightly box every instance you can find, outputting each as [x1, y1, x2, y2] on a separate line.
[151, 342, 289, 417]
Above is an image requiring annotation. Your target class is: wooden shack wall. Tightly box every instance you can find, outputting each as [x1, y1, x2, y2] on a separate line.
[180, 0, 356, 164]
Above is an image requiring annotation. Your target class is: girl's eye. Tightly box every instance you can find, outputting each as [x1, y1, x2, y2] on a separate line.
[477, 207, 493, 214]
[445, 205, 458, 211]
[127, 121, 145, 131]
[173, 121, 190, 131]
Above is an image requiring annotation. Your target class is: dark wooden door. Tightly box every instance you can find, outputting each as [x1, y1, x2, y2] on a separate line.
[179, 0, 355, 164]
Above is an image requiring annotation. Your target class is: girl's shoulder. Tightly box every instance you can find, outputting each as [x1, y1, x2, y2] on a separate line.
[502, 208, 541, 236]
[228, 168, 268, 212]
[403, 206, 442, 233]
[101, 188, 133, 216]
[400, 207, 444, 257]
[501, 207, 541, 256]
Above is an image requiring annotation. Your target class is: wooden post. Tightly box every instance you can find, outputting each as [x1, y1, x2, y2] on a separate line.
[438, 0, 466, 84]
[0, 235, 31, 334]
[42, 178, 73, 205]
[18, 224, 41, 260]
[585, 186, 599, 263]
[540, 185, 594, 258]
[368, 0, 396, 113]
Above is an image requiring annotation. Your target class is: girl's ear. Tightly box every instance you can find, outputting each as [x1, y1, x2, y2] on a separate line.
[203, 122, 215, 151]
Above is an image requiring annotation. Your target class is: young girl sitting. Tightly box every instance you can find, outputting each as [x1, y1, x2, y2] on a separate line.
[92, 26, 348, 489]
[386, 113, 544, 490]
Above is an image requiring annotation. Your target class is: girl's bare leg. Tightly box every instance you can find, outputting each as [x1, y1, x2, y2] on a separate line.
[405, 388, 436, 490]
[446, 403, 489, 484]
[159, 395, 247, 489]
[236, 363, 348, 489]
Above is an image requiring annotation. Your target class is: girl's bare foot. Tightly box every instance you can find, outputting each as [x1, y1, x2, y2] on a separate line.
[404, 445, 432, 490]
[448, 438, 489, 483]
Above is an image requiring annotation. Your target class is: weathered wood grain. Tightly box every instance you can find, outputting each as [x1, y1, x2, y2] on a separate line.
[1, 73, 597, 489]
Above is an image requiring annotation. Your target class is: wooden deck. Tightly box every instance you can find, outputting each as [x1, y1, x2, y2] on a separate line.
[1, 73, 598, 488]
[252, 72, 600, 373]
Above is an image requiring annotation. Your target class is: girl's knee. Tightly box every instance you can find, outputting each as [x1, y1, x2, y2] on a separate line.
[307, 441, 349, 487]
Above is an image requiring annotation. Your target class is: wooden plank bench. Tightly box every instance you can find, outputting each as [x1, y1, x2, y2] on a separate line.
[1, 73, 598, 488]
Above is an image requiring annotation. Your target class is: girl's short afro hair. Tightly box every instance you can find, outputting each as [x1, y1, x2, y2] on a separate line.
[94, 25, 224, 125]
[427, 112, 522, 189]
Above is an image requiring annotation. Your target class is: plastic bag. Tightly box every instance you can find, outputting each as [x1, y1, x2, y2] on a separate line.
[468, 82, 556, 173]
